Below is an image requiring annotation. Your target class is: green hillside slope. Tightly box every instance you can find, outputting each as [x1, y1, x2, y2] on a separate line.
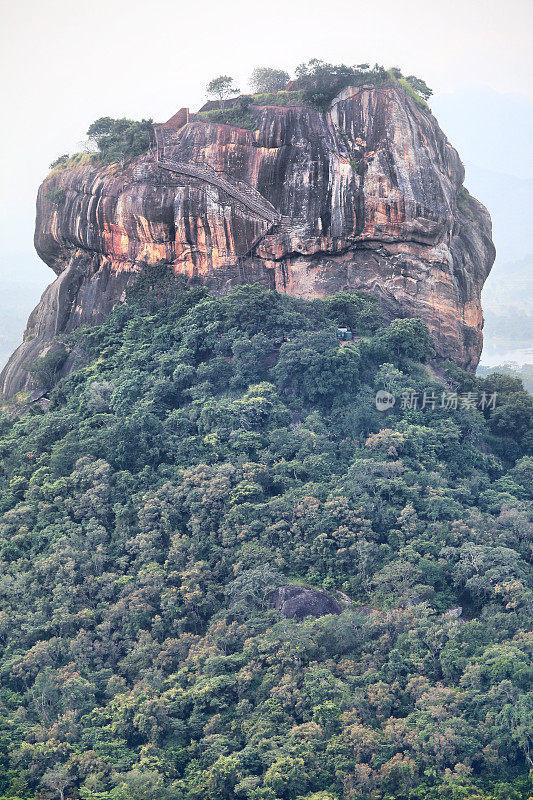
[0, 273, 532, 800]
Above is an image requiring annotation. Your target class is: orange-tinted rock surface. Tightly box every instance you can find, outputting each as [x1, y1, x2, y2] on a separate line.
[1, 84, 495, 397]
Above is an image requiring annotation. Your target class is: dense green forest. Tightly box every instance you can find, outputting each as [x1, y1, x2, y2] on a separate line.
[0, 273, 532, 800]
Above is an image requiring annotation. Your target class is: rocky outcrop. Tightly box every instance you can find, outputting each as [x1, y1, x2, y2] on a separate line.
[1, 83, 495, 397]
[270, 585, 342, 619]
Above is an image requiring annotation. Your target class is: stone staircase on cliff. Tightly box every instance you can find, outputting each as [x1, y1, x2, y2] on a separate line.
[156, 158, 280, 225]
[150, 122, 281, 259]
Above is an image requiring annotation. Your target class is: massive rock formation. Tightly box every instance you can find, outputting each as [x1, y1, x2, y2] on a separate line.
[1, 83, 495, 397]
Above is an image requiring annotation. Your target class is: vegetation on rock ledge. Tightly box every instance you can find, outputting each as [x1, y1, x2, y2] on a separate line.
[86, 117, 154, 165]
[196, 95, 257, 130]
[48, 62, 433, 169]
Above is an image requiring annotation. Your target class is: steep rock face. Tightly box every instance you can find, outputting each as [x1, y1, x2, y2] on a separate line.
[1, 84, 495, 397]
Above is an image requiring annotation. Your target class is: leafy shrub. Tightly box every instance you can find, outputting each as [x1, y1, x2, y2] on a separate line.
[125, 260, 207, 311]
[295, 59, 389, 110]
[322, 291, 383, 334]
[86, 116, 154, 164]
[250, 66, 290, 93]
[46, 187, 66, 206]
[251, 89, 305, 106]
[196, 99, 257, 130]
[398, 77, 430, 109]
[48, 152, 99, 174]
[49, 154, 70, 169]
[374, 317, 436, 363]
[24, 344, 68, 389]
[457, 185, 477, 219]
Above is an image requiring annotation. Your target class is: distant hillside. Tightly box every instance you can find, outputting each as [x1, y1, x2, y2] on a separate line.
[432, 89, 533, 370]
[478, 362, 533, 394]
[480, 255, 533, 367]
[482, 256, 532, 314]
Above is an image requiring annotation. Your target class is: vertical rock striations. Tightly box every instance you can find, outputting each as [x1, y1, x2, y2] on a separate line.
[1, 84, 495, 397]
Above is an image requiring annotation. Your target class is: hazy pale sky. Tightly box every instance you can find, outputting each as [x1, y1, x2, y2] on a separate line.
[0, 0, 532, 361]
[1, 0, 531, 255]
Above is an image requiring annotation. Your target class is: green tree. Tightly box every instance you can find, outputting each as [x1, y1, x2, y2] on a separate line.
[250, 67, 290, 93]
[26, 344, 68, 390]
[374, 317, 435, 363]
[264, 756, 307, 798]
[228, 566, 284, 615]
[49, 154, 70, 169]
[206, 75, 239, 109]
[404, 74, 433, 100]
[86, 117, 153, 165]
[41, 767, 73, 800]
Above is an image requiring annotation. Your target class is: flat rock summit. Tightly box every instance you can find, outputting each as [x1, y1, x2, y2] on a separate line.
[1, 82, 495, 397]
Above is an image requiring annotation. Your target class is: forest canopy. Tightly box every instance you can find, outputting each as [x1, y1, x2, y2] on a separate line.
[0, 274, 531, 800]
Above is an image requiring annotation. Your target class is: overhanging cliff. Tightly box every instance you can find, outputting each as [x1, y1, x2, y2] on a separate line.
[0, 83, 495, 397]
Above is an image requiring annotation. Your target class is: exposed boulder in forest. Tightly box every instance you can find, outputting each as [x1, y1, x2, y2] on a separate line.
[270, 585, 343, 619]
